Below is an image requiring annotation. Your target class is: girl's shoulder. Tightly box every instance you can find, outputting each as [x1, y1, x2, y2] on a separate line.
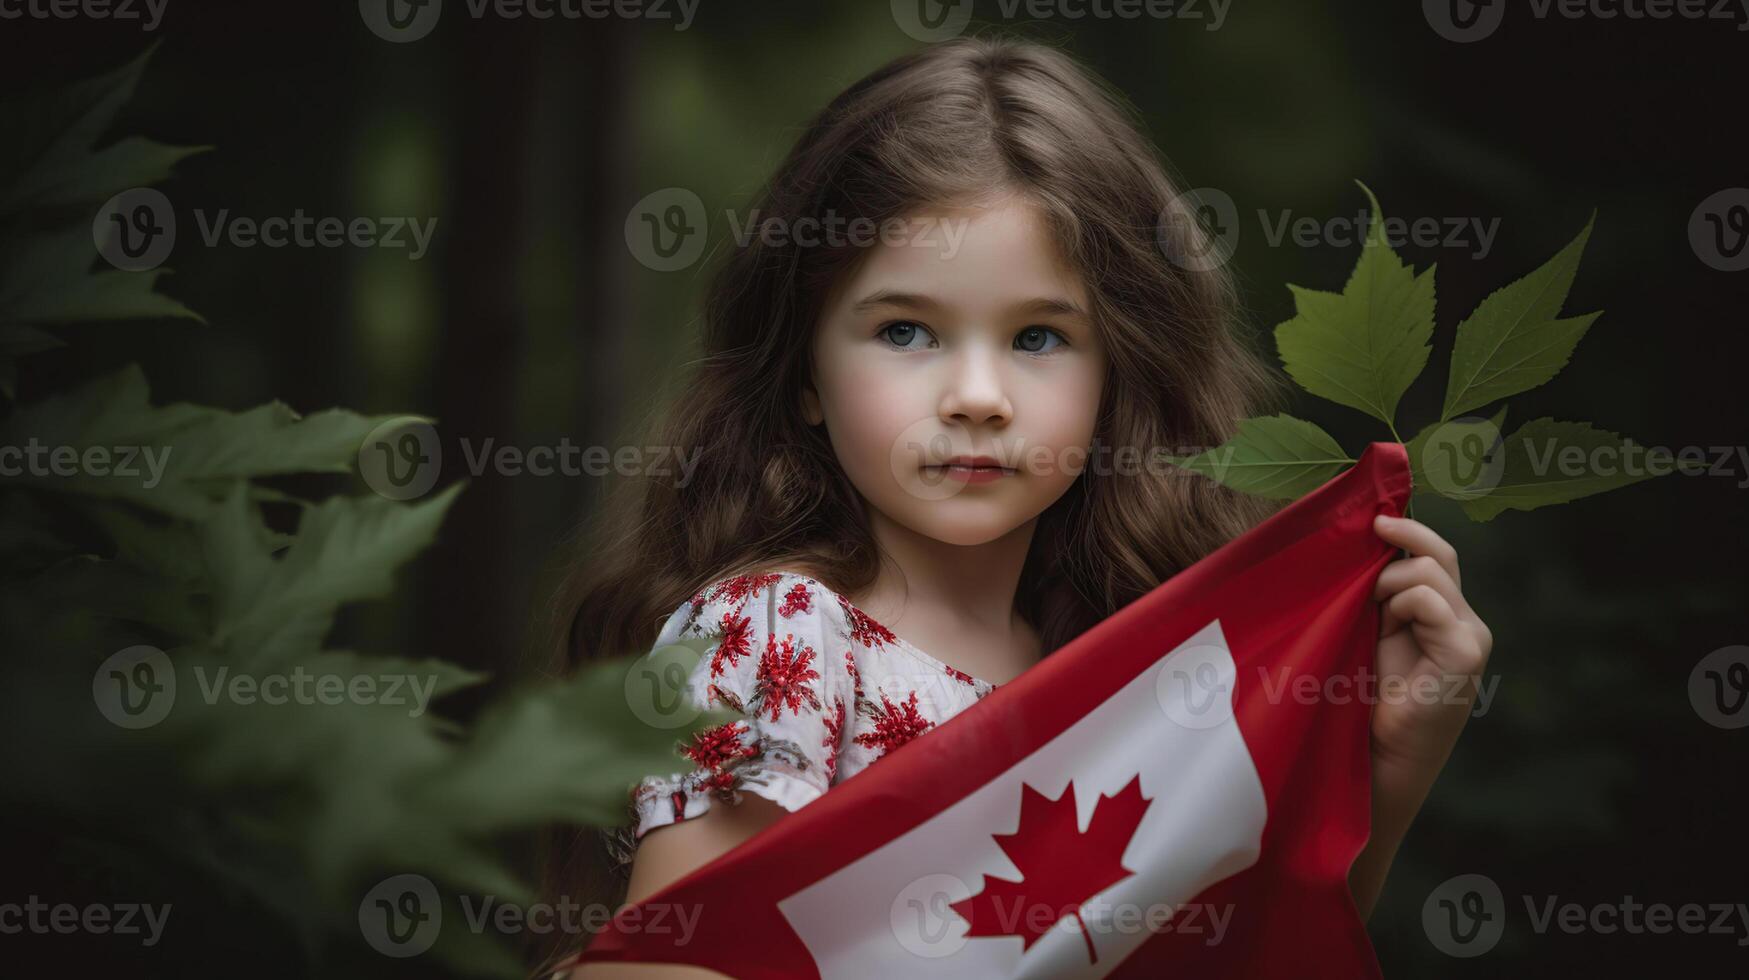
[658, 568, 854, 648]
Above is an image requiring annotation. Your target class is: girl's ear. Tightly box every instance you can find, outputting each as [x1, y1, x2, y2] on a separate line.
[800, 383, 824, 426]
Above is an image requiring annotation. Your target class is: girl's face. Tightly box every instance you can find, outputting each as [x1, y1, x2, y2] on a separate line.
[802, 193, 1107, 547]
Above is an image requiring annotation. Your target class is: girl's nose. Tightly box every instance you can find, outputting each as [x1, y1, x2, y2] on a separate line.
[937, 346, 1013, 426]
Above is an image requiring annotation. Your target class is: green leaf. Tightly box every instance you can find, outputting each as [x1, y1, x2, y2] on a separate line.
[1274, 180, 1436, 427]
[1160, 413, 1355, 499]
[1404, 405, 1509, 499]
[0, 225, 204, 327]
[0, 44, 204, 215]
[0, 137, 209, 214]
[24, 554, 205, 639]
[1441, 214, 1600, 420]
[1456, 417, 1667, 521]
[0, 365, 408, 519]
[205, 482, 463, 662]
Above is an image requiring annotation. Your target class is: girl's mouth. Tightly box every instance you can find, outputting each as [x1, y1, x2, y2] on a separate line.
[922, 462, 1016, 484]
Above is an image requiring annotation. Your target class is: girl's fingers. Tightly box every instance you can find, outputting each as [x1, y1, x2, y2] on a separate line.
[1373, 553, 1474, 622]
[1382, 584, 1483, 674]
[1373, 514, 1461, 590]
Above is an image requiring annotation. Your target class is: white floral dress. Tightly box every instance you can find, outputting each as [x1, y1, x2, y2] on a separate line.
[605, 569, 1004, 876]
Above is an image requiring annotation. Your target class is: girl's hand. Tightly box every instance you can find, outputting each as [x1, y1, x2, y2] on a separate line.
[1368, 513, 1493, 769]
[1349, 513, 1494, 920]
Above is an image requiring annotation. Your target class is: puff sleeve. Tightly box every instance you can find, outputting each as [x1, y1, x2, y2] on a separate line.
[628, 571, 855, 841]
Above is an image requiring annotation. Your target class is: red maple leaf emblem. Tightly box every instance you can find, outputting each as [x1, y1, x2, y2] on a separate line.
[949, 774, 1153, 964]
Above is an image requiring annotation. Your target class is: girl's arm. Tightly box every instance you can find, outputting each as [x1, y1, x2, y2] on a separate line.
[568, 796, 791, 979]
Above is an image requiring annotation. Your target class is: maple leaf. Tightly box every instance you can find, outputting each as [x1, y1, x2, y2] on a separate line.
[949, 775, 1153, 964]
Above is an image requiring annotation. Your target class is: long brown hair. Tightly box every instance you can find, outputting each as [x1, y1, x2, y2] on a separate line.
[536, 30, 1288, 963]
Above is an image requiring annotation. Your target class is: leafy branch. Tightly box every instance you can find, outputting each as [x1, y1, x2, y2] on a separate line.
[1164, 180, 1670, 521]
[0, 49, 717, 977]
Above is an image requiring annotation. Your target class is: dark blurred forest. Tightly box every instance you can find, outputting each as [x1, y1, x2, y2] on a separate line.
[2, 0, 1745, 975]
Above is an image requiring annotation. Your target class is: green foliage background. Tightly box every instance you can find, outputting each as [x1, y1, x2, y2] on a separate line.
[2, 4, 1744, 977]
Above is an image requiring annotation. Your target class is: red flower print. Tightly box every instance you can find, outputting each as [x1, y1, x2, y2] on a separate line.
[778, 580, 814, 618]
[836, 594, 900, 650]
[753, 632, 822, 720]
[704, 682, 746, 713]
[697, 768, 739, 800]
[710, 611, 756, 678]
[854, 690, 935, 758]
[843, 649, 862, 696]
[822, 697, 846, 782]
[682, 721, 755, 770]
[943, 665, 976, 686]
[707, 572, 784, 610]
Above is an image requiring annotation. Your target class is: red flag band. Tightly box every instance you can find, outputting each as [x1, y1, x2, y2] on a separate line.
[576, 441, 1410, 978]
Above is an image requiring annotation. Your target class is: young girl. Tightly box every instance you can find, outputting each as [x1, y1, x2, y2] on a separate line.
[556, 33, 1492, 979]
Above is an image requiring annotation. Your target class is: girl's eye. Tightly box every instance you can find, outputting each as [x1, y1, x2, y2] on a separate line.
[877, 321, 936, 350]
[1015, 326, 1068, 355]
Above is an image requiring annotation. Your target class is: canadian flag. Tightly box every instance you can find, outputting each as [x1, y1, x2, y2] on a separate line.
[575, 442, 1409, 978]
